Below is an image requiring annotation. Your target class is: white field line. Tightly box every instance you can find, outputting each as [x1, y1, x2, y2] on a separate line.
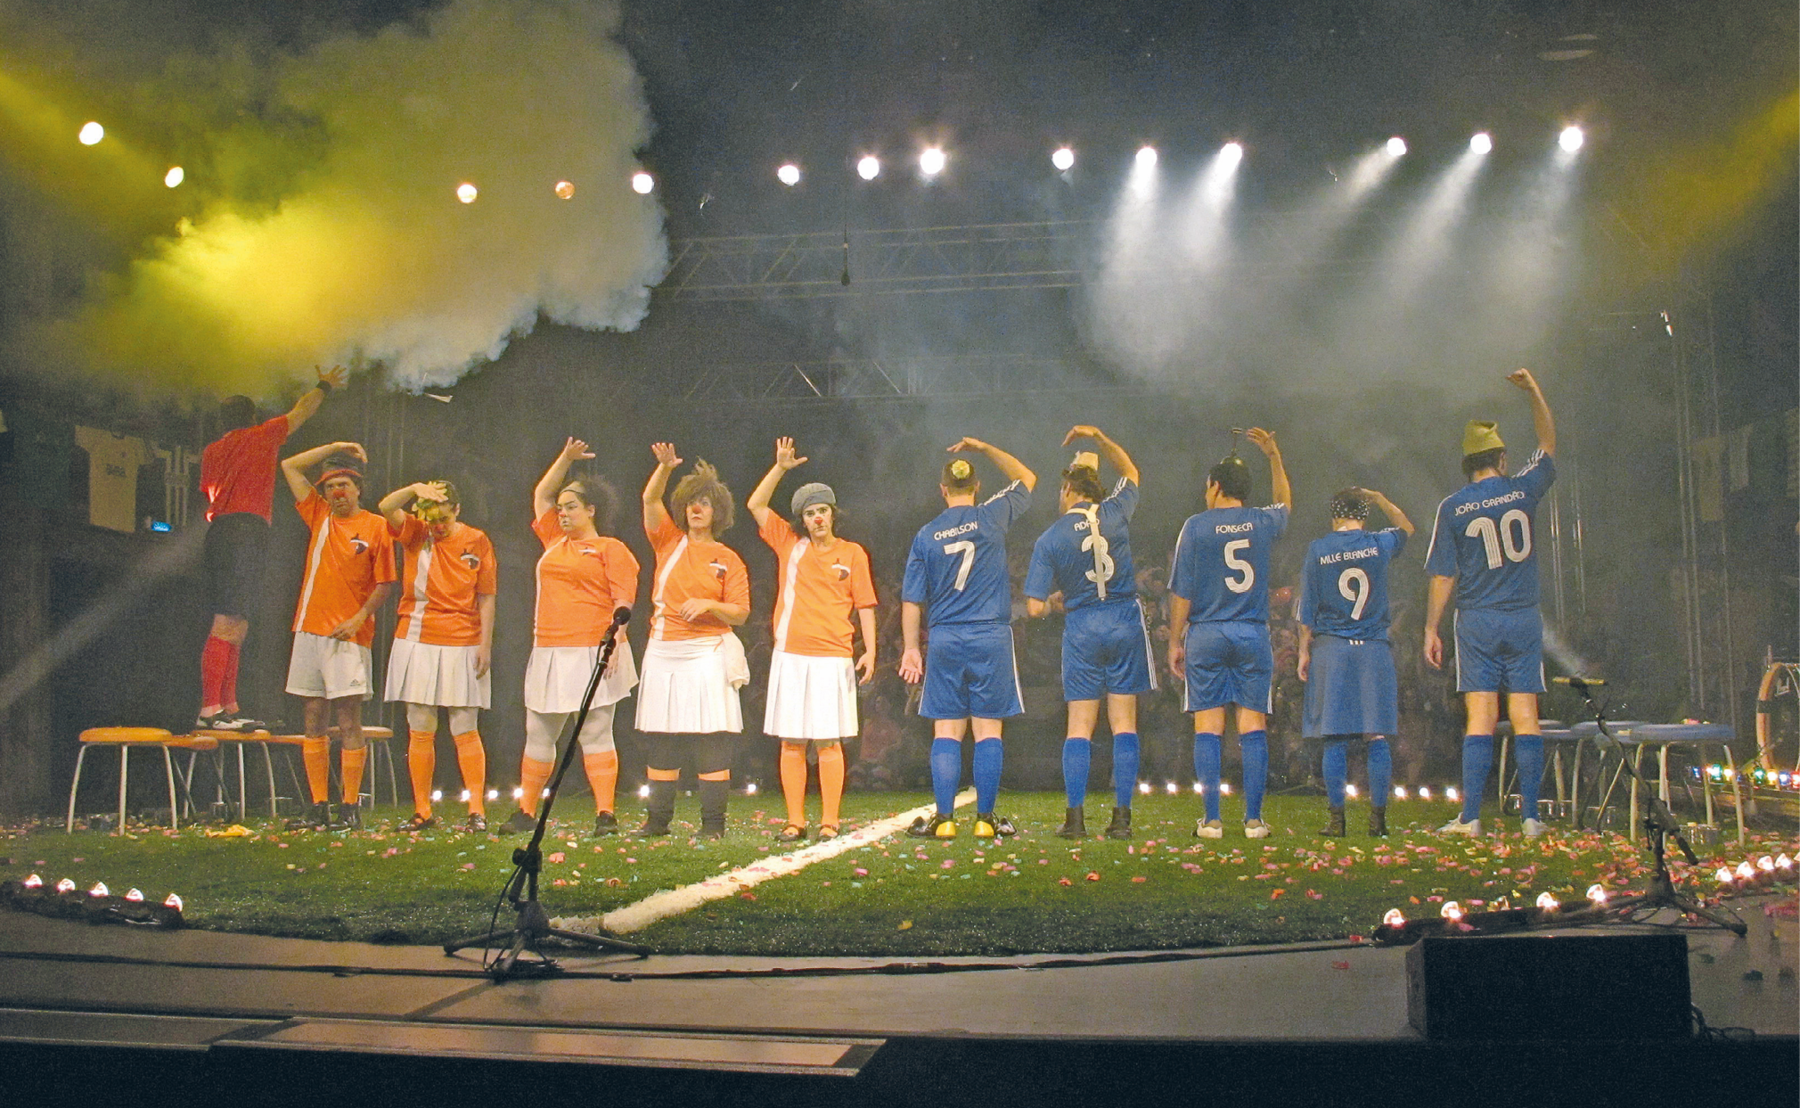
[553, 788, 975, 936]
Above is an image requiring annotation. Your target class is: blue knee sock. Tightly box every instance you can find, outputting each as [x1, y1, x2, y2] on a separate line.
[1367, 738, 1392, 809]
[1323, 739, 1348, 808]
[1194, 732, 1222, 822]
[930, 738, 961, 816]
[1240, 730, 1268, 821]
[972, 738, 1003, 814]
[1460, 734, 1493, 822]
[1111, 732, 1140, 809]
[1061, 738, 1091, 808]
[1515, 734, 1544, 820]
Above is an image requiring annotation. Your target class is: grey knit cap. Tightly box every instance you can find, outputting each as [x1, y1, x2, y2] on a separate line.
[790, 482, 836, 515]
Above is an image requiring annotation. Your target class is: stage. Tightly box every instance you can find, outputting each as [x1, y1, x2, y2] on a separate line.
[1, 893, 1793, 1107]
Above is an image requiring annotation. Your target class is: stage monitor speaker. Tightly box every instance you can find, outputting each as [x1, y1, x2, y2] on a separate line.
[1406, 932, 1690, 1040]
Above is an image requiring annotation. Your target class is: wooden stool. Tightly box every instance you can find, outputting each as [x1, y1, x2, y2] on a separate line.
[67, 728, 220, 834]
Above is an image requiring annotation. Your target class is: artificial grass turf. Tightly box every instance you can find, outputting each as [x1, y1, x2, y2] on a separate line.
[5, 793, 1791, 954]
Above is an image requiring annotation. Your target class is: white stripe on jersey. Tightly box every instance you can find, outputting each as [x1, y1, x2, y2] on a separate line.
[1136, 597, 1160, 692]
[771, 537, 808, 654]
[650, 535, 689, 640]
[979, 479, 1021, 507]
[292, 516, 332, 633]
[1423, 496, 1451, 573]
[404, 538, 434, 642]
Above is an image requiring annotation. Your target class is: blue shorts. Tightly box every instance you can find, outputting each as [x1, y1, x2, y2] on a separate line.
[1302, 634, 1399, 737]
[1062, 599, 1157, 702]
[922, 622, 1023, 720]
[1453, 607, 1545, 694]
[1183, 620, 1273, 714]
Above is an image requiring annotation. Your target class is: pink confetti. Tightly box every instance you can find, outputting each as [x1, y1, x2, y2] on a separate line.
[547, 852, 565, 864]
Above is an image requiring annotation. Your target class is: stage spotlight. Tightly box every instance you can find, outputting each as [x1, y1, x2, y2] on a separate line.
[1440, 900, 1464, 921]
[554, 180, 575, 199]
[637, 783, 651, 798]
[1345, 784, 1359, 799]
[511, 786, 524, 800]
[1219, 141, 1244, 168]
[456, 182, 478, 204]
[776, 162, 801, 186]
[89, 882, 109, 897]
[1558, 125, 1584, 152]
[486, 789, 499, 801]
[856, 155, 881, 180]
[1135, 145, 1158, 169]
[1052, 146, 1075, 171]
[78, 121, 104, 145]
[1445, 786, 1460, 802]
[745, 781, 758, 795]
[1382, 908, 1406, 927]
[1386, 136, 1407, 157]
[459, 789, 471, 803]
[164, 166, 184, 188]
[1535, 892, 1559, 911]
[1586, 883, 1608, 904]
[430, 789, 444, 802]
[1138, 781, 1152, 795]
[1219, 782, 1232, 796]
[1393, 786, 1408, 800]
[1164, 781, 1179, 795]
[1470, 132, 1493, 154]
[631, 170, 655, 194]
[1417, 786, 1432, 801]
[919, 146, 946, 177]
[1192, 782, 1204, 794]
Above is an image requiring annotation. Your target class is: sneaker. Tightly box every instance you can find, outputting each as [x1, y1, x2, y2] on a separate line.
[1244, 819, 1271, 839]
[1195, 818, 1224, 839]
[635, 815, 672, 837]
[592, 811, 618, 837]
[334, 803, 362, 830]
[1521, 817, 1546, 838]
[1104, 807, 1133, 840]
[1320, 808, 1346, 837]
[285, 802, 332, 830]
[972, 813, 1016, 838]
[777, 824, 807, 843]
[1368, 809, 1389, 837]
[502, 809, 538, 834]
[1055, 807, 1087, 839]
[699, 820, 726, 840]
[463, 813, 489, 833]
[401, 813, 438, 832]
[217, 715, 268, 732]
[907, 814, 955, 839]
[1437, 816, 1483, 836]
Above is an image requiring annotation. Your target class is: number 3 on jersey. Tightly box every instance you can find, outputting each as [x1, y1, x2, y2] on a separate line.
[1465, 508, 1532, 570]
[1223, 538, 1254, 594]
[942, 540, 976, 591]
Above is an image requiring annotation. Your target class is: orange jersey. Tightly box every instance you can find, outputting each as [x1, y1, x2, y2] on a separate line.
[532, 511, 640, 648]
[646, 514, 750, 641]
[291, 492, 398, 647]
[759, 513, 877, 657]
[391, 516, 497, 646]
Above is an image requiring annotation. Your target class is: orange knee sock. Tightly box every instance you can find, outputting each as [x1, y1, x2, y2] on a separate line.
[340, 746, 367, 807]
[301, 737, 331, 804]
[518, 756, 553, 817]
[454, 731, 486, 816]
[583, 749, 619, 814]
[779, 742, 808, 826]
[407, 730, 436, 817]
[817, 742, 845, 828]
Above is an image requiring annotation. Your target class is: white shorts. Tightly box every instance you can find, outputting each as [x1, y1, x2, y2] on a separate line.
[635, 634, 745, 734]
[386, 640, 491, 709]
[286, 632, 373, 701]
[523, 641, 638, 714]
[764, 651, 859, 740]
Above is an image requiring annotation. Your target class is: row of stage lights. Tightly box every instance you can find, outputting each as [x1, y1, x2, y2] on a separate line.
[1699, 764, 1798, 790]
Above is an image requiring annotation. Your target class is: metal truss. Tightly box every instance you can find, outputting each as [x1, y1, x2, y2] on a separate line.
[676, 354, 1121, 403]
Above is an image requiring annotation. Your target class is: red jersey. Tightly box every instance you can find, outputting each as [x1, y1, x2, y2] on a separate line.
[201, 416, 289, 522]
[759, 514, 876, 658]
[532, 511, 640, 648]
[291, 491, 397, 647]
[391, 516, 497, 647]
[646, 515, 750, 641]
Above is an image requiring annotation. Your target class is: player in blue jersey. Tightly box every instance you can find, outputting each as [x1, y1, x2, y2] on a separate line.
[1023, 426, 1154, 840]
[900, 437, 1037, 839]
[1297, 487, 1414, 838]
[1423, 368, 1557, 837]
[1168, 427, 1291, 840]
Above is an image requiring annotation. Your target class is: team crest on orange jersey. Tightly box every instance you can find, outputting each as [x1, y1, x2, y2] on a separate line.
[709, 559, 727, 580]
[350, 537, 368, 554]
[832, 562, 851, 581]
[460, 552, 482, 570]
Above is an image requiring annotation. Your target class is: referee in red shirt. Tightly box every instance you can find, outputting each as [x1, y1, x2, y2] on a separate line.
[196, 365, 347, 730]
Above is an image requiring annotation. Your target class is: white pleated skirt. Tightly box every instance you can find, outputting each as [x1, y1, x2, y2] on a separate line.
[635, 634, 745, 735]
[523, 640, 638, 714]
[386, 639, 491, 708]
[763, 650, 859, 740]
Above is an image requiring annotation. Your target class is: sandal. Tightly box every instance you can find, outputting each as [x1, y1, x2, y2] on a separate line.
[777, 824, 806, 842]
[817, 824, 839, 841]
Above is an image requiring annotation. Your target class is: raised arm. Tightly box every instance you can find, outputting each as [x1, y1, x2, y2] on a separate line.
[642, 442, 681, 535]
[1363, 489, 1415, 536]
[1063, 425, 1139, 486]
[284, 365, 347, 434]
[747, 437, 807, 529]
[1508, 368, 1555, 458]
[1247, 427, 1290, 507]
[534, 438, 593, 519]
[281, 441, 364, 504]
[950, 436, 1037, 492]
[378, 481, 448, 530]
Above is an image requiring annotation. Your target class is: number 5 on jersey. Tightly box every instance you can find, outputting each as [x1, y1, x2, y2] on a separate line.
[1223, 538, 1254, 594]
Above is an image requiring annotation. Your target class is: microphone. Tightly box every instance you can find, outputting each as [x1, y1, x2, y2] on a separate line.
[609, 606, 633, 630]
[1552, 676, 1605, 690]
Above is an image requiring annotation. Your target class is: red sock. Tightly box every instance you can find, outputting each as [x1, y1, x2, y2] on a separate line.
[220, 640, 242, 714]
[199, 636, 230, 717]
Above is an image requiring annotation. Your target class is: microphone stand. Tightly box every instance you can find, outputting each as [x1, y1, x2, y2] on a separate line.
[1566, 680, 1745, 935]
[444, 610, 650, 977]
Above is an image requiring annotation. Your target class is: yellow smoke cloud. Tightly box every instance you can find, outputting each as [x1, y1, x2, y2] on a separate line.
[16, 0, 665, 396]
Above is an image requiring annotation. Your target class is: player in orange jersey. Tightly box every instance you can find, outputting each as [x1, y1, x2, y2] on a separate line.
[746, 437, 878, 842]
[502, 438, 642, 838]
[279, 442, 396, 829]
[636, 442, 751, 839]
[378, 479, 497, 833]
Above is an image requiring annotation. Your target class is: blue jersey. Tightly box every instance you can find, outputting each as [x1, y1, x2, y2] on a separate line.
[902, 480, 1032, 626]
[1023, 478, 1139, 611]
[1299, 527, 1407, 641]
[1169, 504, 1289, 624]
[1424, 451, 1555, 612]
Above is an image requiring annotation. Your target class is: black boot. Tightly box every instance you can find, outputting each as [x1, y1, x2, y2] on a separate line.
[1056, 806, 1087, 839]
[638, 779, 674, 836]
[1104, 806, 1133, 840]
[698, 778, 728, 839]
[1320, 807, 1346, 837]
[1368, 808, 1388, 837]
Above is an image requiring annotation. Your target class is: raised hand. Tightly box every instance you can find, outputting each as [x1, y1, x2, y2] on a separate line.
[413, 480, 450, 503]
[559, 437, 595, 465]
[947, 436, 988, 454]
[774, 436, 808, 471]
[1506, 367, 1539, 392]
[334, 442, 368, 463]
[1062, 425, 1102, 446]
[651, 441, 682, 469]
[1245, 427, 1279, 457]
[318, 364, 349, 390]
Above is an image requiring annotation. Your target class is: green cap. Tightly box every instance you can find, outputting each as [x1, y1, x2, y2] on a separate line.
[1462, 420, 1505, 456]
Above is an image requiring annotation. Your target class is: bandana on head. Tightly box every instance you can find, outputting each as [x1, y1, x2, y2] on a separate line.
[1329, 490, 1371, 522]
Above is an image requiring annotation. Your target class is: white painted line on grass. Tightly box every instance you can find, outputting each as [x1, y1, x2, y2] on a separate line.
[553, 788, 975, 936]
